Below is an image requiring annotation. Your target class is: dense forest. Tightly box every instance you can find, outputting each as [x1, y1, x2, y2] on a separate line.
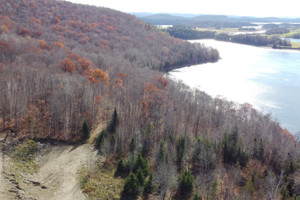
[166, 26, 292, 47]
[215, 33, 291, 47]
[0, 0, 300, 199]
[0, 0, 219, 142]
[166, 26, 216, 40]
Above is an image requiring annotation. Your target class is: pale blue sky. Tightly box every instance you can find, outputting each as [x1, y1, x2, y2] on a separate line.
[68, 0, 299, 18]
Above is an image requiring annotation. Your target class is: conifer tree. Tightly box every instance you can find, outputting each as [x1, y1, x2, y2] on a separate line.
[134, 152, 149, 177]
[121, 173, 139, 200]
[253, 138, 258, 159]
[258, 139, 265, 164]
[178, 169, 194, 196]
[81, 120, 90, 142]
[136, 167, 145, 186]
[115, 158, 129, 177]
[108, 108, 119, 133]
[143, 173, 155, 196]
[176, 136, 186, 170]
[129, 137, 136, 154]
[157, 140, 167, 164]
[142, 123, 152, 157]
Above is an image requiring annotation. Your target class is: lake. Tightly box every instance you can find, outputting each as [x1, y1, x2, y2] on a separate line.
[286, 38, 300, 43]
[169, 39, 300, 134]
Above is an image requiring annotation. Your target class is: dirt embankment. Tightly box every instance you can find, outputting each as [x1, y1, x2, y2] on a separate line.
[26, 144, 98, 200]
[0, 124, 103, 200]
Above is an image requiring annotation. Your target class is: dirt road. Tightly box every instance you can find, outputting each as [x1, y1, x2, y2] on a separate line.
[25, 144, 98, 200]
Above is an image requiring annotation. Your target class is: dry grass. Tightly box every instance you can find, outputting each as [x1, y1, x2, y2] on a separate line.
[79, 165, 124, 200]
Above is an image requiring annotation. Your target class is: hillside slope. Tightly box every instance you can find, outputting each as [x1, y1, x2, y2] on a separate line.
[0, 0, 218, 142]
[0, 0, 299, 199]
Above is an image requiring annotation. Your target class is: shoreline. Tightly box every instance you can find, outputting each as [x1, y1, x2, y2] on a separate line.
[188, 39, 300, 53]
[168, 39, 300, 134]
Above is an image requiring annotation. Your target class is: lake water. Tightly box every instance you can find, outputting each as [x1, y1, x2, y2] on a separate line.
[169, 39, 300, 134]
[287, 38, 300, 43]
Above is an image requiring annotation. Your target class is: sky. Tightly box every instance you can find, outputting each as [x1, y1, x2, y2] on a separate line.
[68, 0, 300, 18]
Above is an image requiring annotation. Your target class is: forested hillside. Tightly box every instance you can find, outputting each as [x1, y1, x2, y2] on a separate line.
[0, 0, 218, 142]
[0, 0, 299, 199]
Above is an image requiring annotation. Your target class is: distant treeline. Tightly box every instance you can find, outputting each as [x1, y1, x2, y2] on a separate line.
[166, 26, 216, 40]
[265, 28, 290, 35]
[291, 33, 300, 39]
[167, 26, 291, 47]
[216, 33, 291, 47]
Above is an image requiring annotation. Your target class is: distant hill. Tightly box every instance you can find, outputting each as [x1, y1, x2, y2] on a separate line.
[138, 14, 190, 25]
[137, 13, 300, 27]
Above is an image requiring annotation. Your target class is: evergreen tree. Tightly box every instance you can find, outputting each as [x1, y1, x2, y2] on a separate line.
[258, 139, 265, 164]
[210, 180, 218, 199]
[222, 128, 248, 167]
[133, 152, 149, 177]
[253, 138, 258, 159]
[115, 158, 129, 177]
[108, 108, 119, 133]
[142, 138, 151, 158]
[129, 137, 136, 154]
[231, 126, 239, 144]
[286, 177, 295, 197]
[143, 173, 155, 196]
[121, 173, 140, 200]
[237, 147, 248, 167]
[136, 167, 145, 186]
[156, 140, 167, 164]
[81, 120, 90, 142]
[191, 193, 202, 200]
[178, 170, 194, 196]
[287, 161, 295, 175]
[176, 136, 186, 170]
[142, 123, 152, 157]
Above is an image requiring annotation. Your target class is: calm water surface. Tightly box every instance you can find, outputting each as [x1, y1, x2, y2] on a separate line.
[169, 39, 300, 134]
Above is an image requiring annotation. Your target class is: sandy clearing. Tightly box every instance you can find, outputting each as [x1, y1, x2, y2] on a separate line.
[24, 144, 98, 200]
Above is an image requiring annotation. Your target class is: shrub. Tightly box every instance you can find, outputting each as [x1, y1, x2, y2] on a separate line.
[94, 130, 107, 149]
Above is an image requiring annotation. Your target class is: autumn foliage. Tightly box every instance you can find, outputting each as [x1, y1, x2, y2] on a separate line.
[38, 39, 52, 50]
[0, 1, 298, 199]
[78, 58, 93, 70]
[60, 58, 76, 73]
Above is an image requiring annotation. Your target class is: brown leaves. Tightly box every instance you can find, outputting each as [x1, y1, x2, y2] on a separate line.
[93, 69, 109, 83]
[117, 72, 127, 79]
[241, 159, 266, 180]
[54, 41, 64, 48]
[31, 30, 43, 38]
[38, 40, 52, 50]
[94, 95, 103, 105]
[78, 58, 93, 70]
[88, 68, 109, 84]
[154, 75, 168, 89]
[114, 78, 123, 88]
[51, 16, 61, 24]
[60, 58, 76, 73]
[17, 27, 31, 36]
